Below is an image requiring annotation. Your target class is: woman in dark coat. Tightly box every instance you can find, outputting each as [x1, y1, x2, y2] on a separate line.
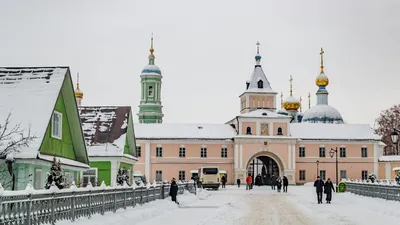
[324, 178, 335, 204]
[282, 176, 289, 193]
[169, 178, 179, 204]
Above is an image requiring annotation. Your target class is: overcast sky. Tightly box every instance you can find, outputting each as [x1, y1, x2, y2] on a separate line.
[1, 0, 399, 126]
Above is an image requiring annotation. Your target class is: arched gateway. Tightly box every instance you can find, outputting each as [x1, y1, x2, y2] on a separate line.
[246, 151, 285, 185]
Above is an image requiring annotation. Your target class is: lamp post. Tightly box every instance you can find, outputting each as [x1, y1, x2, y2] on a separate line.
[391, 128, 399, 155]
[316, 160, 320, 178]
[330, 147, 338, 193]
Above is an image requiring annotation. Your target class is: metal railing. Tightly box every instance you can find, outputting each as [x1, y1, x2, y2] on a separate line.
[0, 182, 196, 225]
[346, 181, 400, 202]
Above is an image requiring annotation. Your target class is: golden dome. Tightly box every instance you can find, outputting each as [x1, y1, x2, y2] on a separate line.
[316, 75, 329, 86]
[283, 96, 300, 111]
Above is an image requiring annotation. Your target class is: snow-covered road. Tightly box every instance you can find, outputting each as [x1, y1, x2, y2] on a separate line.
[58, 184, 400, 225]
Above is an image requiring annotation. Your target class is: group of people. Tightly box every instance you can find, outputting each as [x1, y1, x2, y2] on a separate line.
[241, 174, 288, 192]
[314, 176, 335, 204]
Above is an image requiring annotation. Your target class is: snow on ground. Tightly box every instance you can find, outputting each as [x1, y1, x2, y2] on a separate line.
[57, 184, 400, 225]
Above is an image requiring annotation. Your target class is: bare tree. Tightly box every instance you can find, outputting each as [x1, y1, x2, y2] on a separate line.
[374, 104, 400, 155]
[0, 112, 37, 190]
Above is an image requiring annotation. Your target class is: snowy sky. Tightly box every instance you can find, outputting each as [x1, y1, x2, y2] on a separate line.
[0, 0, 399, 126]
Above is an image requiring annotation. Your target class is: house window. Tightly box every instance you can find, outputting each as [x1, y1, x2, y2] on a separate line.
[179, 147, 186, 158]
[340, 170, 347, 180]
[136, 146, 141, 157]
[221, 148, 228, 158]
[64, 172, 73, 188]
[257, 80, 263, 88]
[299, 147, 306, 157]
[277, 127, 283, 135]
[340, 147, 346, 158]
[82, 169, 97, 187]
[148, 86, 153, 97]
[179, 171, 185, 181]
[299, 170, 306, 181]
[362, 170, 368, 180]
[320, 170, 326, 181]
[156, 170, 162, 181]
[156, 147, 163, 157]
[35, 169, 43, 190]
[51, 111, 62, 139]
[246, 127, 252, 135]
[319, 147, 326, 157]
[361, 147, 368, 158]
[201, 147, 207, 158]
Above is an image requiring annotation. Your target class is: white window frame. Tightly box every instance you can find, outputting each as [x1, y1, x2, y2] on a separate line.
[82, 168, 98, 187]
[51, 111, 62, 140]
[299, 170, 306, 181]
[340, 170, 347, 179]
[156, 170, 162, 181]
[179, 170, 185, 181]
[35, 169, 43, 190]
[179, 147, 186, 158]
[136, 146, 142, 157]
[156, 147, 163, 157]
[221, 147, 228, 158]
[201, 147, 207, 158]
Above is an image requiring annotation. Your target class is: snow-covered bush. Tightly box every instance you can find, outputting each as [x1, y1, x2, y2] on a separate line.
[45, 157, 65, 189]
[395, 172, 400, 185]
[116, 168, 130, 186]
[368, 173, 377, 183]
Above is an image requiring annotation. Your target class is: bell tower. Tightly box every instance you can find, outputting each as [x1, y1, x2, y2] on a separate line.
[137, 34, 164, 123]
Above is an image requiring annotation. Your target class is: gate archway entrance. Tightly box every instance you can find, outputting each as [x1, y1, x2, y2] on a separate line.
[246, 152, 284, 185]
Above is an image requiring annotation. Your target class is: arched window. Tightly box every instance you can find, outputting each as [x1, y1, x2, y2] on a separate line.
[277, 127, 283, 135]
[246, 127, 252, 135]
[257, 80, 263, 88]
[148, 86, 153, 97]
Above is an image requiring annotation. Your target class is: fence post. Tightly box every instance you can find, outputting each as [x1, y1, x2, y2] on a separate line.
[101, 189, 105, 215]
[113, 188, 117, 213]
[153, 187, 156, 201]
[51, 192, 55, 225]
[26, 194, 32, 225]
[133, 188, 136, 207]
[88, 190, 92, 219]
[123, 188, 127, 210]
[161, 185, 164, 199]
[71, 192, 75, 222]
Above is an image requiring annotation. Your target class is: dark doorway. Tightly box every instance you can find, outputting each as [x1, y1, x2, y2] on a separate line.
[247, 156, 280, 185]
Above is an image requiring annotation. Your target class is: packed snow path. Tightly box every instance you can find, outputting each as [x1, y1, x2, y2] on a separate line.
[57, 184, 400, 225]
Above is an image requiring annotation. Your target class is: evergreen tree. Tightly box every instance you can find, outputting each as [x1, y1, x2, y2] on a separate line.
[116, 168, 129, 186]
[45, 156, 65, 189]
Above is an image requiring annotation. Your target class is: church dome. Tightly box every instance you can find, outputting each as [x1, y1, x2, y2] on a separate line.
[302, 105, 344, 124]
[316, 72, 329, 86]
[141, 64, 161, 76]
[283, 96, 300, 111]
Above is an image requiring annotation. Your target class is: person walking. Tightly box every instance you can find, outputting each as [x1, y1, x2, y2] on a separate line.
[236, 178, 241, 188]
[221, 175, 226, 188]
[270, 174, 276, 190]
[169, 178, 179, 204]
[246, 175, 252, 190]
[276, 176, 282, 192]
[324, 178, 335, 204]
[282, 176, 289, 193]
[314, 176, 325, 204]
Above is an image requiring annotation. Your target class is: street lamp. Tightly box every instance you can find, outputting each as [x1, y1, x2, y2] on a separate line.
[316, 160, 320, 178]
[391, 128, 399, 155]
[330, 147, 338, 193]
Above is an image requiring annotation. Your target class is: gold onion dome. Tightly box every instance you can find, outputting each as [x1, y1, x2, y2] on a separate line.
[75, 73, 83, 99]
[283, 75, 300, 111]
[316, 47, 329, 86]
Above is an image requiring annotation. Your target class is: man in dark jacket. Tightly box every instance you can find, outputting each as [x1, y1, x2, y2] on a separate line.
[314, 176, 325, 204]
[221, 175, 226, 188]
[169, 178, 179, 204]
[282, 176, 289, 193]
[270, 174, 276, 190]
[324, 178, 335, 203]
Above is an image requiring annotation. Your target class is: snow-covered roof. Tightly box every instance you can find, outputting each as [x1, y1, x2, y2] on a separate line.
[243, 66, 276, 94]
[302, 105, 344, 124]
[0, 67, 68, 159]
[134, 123, 237, 140]
[290, 123, 381, 140]
[238, 109, 291, 119]
[378, 155, 400, 162]
[79, 106, 132, 157]
[141, 64, 161, 76]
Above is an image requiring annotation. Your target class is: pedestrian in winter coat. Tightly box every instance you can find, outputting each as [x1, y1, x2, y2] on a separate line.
[324, 178, 335, 203]
[169, 178, 179, 204]
[276, 177, 282, 192]
[246, 175, 252, 190]
[221, 175, 226, 188]
[282, 176, 289, 193]
[236, 178, 241, 188]
[314, 176, 325, 204]
[270, 174, 276, 190]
